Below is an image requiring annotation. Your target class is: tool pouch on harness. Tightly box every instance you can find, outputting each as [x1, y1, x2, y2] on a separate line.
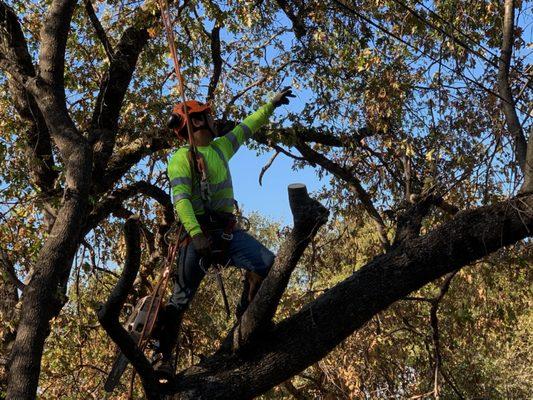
[197, 211, 236, 265]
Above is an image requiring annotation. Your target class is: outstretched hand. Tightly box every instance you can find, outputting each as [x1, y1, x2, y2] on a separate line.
[271, 86, 295, 108]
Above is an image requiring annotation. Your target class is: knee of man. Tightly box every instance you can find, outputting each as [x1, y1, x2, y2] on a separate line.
[260, 253, 275, 277]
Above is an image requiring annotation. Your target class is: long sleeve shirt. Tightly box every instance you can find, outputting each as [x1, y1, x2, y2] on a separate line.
[167, 102, 275, 237]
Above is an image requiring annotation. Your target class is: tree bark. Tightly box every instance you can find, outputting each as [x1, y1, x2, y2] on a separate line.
[97, 217, 162, 400]
[5, 142, 91, 400]
[0, 251, 19, 395]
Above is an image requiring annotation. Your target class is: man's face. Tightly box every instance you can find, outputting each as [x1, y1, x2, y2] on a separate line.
[204, 113, 216, 134]
[190, 112, 216, 137]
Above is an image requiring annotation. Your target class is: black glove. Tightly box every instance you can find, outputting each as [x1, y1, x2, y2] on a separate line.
[192, 233, 212, 262]
[271, 86, 295, 108]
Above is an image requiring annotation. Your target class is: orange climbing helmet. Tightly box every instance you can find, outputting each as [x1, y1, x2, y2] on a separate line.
[167, 100, 212, 138]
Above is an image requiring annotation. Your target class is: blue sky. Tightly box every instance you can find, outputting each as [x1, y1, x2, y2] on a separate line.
[230, 146, 327, 225]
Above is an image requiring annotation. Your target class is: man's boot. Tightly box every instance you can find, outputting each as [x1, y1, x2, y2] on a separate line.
[152, 304, 183, 383]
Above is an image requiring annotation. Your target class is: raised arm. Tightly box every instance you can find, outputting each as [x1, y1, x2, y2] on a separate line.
[214, 102, 274, 160]
[214, 87, 294, 160]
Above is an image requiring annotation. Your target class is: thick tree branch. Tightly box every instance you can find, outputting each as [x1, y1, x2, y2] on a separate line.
[83, 0, 114, 60]
[0, 1, 36, 79]
[274, 0, 307, 39]
[97, 216, 161, 400]
[6, 80, 59, 193]
[4, 10, 91, 390]
[26, 1, 85, 167]
[163, 194, 533, 399]
[95, 132, 172, 194]
[228, 184, 328, 351]
[0, 2, 58, 193]
[0, 248, 24, 291]
[90, 25, 150, 175]
[498, 0, 527, 171]
[39, 0, 77, 91]
[295, 139, 391, 251]
[84, 180, 174, 234]
[6, 142, 92, 399]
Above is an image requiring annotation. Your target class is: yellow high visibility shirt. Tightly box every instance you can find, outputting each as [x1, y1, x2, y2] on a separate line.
[167, 102, 274, 236]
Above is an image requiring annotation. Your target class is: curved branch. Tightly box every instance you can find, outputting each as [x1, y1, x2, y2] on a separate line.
[258, 151, 280, 186]
[90, 25, 150, 173]
[84, 180, 174, 234]
[0, 2, 58, 193]
[83, 0, 113, 60]
[97, 216, 161, 399]
[95, 132, 172, 195]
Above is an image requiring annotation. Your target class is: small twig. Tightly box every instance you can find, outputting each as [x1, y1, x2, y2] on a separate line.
[83, 0, 114, 60]
[271, 143, 307, 162]
[223, 59, 292, 119]
[259, 150, 280, 186]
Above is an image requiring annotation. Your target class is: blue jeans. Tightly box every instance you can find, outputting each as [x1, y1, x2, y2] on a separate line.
[169, 229, 275, 311]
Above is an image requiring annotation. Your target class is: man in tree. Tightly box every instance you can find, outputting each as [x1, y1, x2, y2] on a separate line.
[152, 87, 295, 378]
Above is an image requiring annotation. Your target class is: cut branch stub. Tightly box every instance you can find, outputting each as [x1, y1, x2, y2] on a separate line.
[227, 184, 328, 352]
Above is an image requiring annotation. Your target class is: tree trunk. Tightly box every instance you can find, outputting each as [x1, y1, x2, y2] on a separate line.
[6, 144, 92, 400]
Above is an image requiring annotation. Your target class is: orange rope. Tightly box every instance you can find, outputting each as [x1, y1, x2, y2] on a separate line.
[157, 0, 197, 156]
